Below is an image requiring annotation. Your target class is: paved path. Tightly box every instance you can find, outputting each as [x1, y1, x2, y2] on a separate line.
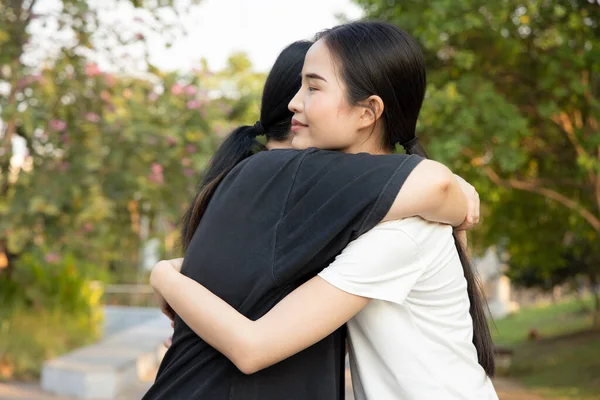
[0, 372, 546, 400]
[0, 377, 548, 400]
[0, 380, 152, 400]
[0, 310, 542, 400]
[493, 377, 547, 400]
[102, 306, 162, 337]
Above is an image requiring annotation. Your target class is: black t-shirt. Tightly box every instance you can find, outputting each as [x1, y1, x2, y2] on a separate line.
[143, 148, 422, 400]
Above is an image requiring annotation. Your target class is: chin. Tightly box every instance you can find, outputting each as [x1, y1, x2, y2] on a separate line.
[291, 135, 313, 150]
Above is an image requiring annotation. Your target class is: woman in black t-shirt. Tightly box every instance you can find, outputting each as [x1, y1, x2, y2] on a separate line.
[144, 30, 481, 400]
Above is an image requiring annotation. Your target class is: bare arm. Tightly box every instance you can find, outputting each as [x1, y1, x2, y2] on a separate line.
[152, 226, 420, 375]
[152, 264, 368, 374]
[383, 159, 468, 226]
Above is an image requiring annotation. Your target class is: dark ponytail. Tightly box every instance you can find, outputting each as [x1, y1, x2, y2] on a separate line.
[319, 21, 495, 376]
[453, 232, 496, 377]
[180, 40, 312, 251]
[404, 140, 495, 376]
[180, 126, 264, 250]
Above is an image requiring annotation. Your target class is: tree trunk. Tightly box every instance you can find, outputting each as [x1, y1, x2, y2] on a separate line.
[589, 273, 600, 329]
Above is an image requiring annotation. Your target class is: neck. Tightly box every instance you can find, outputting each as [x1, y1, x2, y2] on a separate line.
[266, 138, 293, 150]
[342, 130, 391, 155]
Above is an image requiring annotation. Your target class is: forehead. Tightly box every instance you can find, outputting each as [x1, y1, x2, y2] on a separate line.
[303, 39, 335, 76]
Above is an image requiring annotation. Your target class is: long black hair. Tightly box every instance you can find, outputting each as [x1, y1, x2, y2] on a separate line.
[317, 21, 495, 376]
[181, 41, 312, 251]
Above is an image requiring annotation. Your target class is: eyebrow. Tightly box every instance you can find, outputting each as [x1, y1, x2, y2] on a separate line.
[303, 72, 328, 83]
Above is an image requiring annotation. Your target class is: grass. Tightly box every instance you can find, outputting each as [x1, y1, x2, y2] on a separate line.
[492, 296, 595, 346]
[492, 297, 600, 400]
[0, 307, 101, 381]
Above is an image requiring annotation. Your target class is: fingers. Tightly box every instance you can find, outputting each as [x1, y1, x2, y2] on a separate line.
[462, 185, 480, 230]
[168, 258, 185, 272]
[162, 305, 175, 322]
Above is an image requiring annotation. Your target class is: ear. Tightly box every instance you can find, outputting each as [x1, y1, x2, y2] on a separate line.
[357, 95, 384, 130]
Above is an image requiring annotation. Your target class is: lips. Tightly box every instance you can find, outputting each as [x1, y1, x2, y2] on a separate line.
[291, 118, 307, 127]
[291, 118, 308, 133]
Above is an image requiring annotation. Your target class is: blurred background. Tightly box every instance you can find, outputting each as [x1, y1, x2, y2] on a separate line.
[0, 0, 599, 399]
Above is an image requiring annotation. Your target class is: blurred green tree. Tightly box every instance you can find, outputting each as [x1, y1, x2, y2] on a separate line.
[0, 0, 265, 287]
[356, 0, 600, 322]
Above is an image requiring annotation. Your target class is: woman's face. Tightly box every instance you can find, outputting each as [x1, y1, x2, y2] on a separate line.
[288, 39, 372, 153]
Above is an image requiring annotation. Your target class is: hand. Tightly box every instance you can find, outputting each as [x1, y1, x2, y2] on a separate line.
[165, 257, 184, 273]
[150, 258, 184, 322]
[454, 175, 480, 231]
[165, 320, 174, 348]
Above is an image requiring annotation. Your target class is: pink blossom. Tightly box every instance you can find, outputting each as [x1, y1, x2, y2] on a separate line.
[45, 253, 61, 264]
[184, 168, 195, 177]
[85, 112, 100, 123]
[181, 157, 191, 167]
[151, 162, 163, 175]
[16, 75, 37, 89]
[148, 163, 165, 184]
[58, 162, 70, 172]
[133, 16, 144, 23]
[200, 108, 208, 118]
[49, 119, 67, 132]
[100, 90, 111, 102]
[186, 100, 202, 110]
[85, 63, 102, 77]
[185, 144, 196, 154]
[135, 33, 144, 41]
[60, 134, 70, 144]
[148, 92, 159, 102]
[104, 74, 116, 87]
[171, 83, 184, 96]
[148, 173, 164, 185]
[166, 136, 177, 147]
[83, 222, 94, 232]
[185, 85, 197, 96]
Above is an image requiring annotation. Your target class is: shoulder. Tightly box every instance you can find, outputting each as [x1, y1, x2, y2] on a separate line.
[384, 217, 453, 248]
[336, 221, 421, 265]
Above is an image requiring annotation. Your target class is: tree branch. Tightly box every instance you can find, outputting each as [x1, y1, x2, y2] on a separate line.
[24, 0, 38, 24]
[596, 145, 600, 216]
[550, 111, 595, 184]
[483, 166, 600, 232]
[551, 112, 588, 159]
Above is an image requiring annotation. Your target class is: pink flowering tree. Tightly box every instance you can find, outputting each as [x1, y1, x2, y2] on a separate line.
[0, 0, 263, 287]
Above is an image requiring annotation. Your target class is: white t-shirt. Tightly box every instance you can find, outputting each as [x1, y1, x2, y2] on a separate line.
[318, 218, 498, 400]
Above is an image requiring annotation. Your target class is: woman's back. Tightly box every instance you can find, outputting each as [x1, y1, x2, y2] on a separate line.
[319, 218, 498, 399]
[145, 149, 423, 399]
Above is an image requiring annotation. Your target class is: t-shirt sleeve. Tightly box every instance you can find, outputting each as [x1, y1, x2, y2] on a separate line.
[273, 149, 423, 286]
[318, 222, 423, 304]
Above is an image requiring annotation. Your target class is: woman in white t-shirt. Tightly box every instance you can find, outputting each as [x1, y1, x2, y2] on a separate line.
[151, 21, 498, 399]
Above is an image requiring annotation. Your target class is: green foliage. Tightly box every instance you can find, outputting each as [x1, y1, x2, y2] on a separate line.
[356, 0, 600, 287]
[0, 250, 105, 316]
[0, 1, 266, 283]
[0, 307, 100, 380]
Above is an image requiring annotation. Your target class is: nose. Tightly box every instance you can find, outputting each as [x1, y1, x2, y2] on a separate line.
[288, 86, 303, 114]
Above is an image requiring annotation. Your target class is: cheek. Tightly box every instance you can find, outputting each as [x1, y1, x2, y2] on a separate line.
[303, 95, 357, 149]
[305, 95, 337, 132]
